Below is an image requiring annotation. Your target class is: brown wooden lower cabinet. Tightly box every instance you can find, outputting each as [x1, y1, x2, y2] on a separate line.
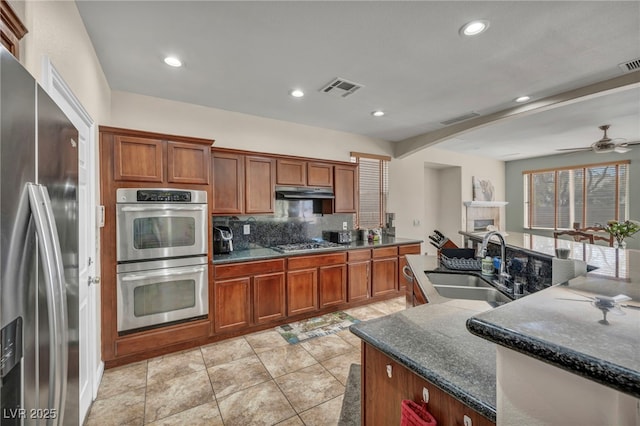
[214, 277, 251, 332]
[348, 260, 371, 302]
[319, 264, 347, 308]
[287, 268, 319, 316]
[363, 343, 495, 426]
[372, 256, 398, 297]
[253, 272, 286, 324]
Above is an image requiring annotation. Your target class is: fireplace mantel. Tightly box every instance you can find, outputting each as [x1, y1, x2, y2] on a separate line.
[463, 201, 508, 207]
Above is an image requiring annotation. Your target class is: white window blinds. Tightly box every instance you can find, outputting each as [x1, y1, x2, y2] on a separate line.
[350, 153, 390, 229]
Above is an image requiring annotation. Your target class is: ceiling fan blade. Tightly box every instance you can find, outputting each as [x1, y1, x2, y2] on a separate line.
[614, 145, 631, 154]
[556, 147, 592, 152]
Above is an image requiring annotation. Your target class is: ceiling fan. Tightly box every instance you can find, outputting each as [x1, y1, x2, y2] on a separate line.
[557, 125, 640, 154]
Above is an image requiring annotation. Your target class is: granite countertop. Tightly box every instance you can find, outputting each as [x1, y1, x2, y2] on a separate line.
[212, 236, 422, 264]
[467, 274, 640, 398]
[350, 298, 499, 421]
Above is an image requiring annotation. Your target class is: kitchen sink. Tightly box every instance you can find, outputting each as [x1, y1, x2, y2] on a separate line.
[425, 272, 493, 288]
[433, 285, 511, 304]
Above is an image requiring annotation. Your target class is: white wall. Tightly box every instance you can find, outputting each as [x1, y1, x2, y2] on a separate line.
[389, 147, 505, 251]
[110, 91, 392, 163]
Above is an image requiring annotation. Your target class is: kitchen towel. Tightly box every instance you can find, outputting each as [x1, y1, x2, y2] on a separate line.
[400, 399, 437, 426]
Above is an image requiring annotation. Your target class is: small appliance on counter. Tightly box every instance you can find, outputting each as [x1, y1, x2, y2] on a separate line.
[323, 230, 353, 244]
[214, 225, 234, 254]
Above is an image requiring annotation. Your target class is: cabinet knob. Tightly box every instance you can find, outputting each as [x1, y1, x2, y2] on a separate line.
[386, 364, 392, 378]
[463, 414, 472, 426]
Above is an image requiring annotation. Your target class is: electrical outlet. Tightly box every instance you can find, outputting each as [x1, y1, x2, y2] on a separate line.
[342, 222, 348, 230]
[243, 224, 250, 235]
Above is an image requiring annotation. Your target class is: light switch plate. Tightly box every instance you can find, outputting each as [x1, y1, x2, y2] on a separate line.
[343, 222, 348, 230]
[243, 224, 250, 235]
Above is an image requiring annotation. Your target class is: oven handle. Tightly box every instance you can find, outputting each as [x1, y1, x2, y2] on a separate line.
[119, 205, 206, 212]
[120, 265, 207, 281]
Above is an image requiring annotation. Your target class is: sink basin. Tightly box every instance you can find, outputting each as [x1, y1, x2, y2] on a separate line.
[433, 285, 511, 305]
[426, 272, 493, 288]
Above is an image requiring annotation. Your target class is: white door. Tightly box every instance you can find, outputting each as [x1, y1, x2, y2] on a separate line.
[42, 57, 101, 423]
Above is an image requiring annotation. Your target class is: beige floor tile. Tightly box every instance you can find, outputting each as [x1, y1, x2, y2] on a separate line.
[245, 329, 290, 354]
[217, 380, 296, 426]
[147, 348, 205, 385]
[85, 387, 145, 426]
[96, 360, 147, 400]
[257, 344, 318, 378]
[343, 304, 388, 321]
[299, 394, 345, 426]
[207, 354, 271, 398]
[321, 351, 362, 385]
[335, 328, 363, 348]
[300, 333, 354, 362]
[373, 296, 407, 315]
[145, 401, 223, 426]
[200, 337, 254, 367]
[145, 369, 214, 423]
[275, 415, 305, 425]
[275, 364, 345, 413]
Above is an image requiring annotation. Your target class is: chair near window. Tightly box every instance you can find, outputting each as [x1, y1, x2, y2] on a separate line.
[553, 230, 594, 244]
[578, 226, 614, 247]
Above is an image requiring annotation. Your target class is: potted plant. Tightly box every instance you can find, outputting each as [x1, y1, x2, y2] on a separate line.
[603, 220, 640, 249]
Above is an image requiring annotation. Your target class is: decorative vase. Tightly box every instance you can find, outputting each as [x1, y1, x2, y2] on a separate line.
[613, 238, 626, 249]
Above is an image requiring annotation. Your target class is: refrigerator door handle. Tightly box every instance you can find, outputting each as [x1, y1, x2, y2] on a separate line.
[27, 183, 68, 426]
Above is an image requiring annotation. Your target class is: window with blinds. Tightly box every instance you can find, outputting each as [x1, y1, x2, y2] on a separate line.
[523, 161, 629, 229]
[350, 153, 390, 229]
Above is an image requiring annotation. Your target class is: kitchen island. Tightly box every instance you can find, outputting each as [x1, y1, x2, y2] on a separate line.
[351, 246, 640, 425]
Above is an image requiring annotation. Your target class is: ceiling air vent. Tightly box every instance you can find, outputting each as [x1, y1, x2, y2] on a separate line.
[619, 58, 640, 73]
[320, 77, 363, 98]
[440, 112, 480, 126]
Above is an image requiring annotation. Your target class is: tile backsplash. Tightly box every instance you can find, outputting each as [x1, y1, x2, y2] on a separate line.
[213, 199, 354, 250]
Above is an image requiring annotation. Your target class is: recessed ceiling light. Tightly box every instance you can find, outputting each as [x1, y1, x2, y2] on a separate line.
[290, 89, 304, 98]
[164, 56, 182, 67]
[460, 20, 490, 36]
[371, 110, 385, 117]
[515, 96, 531, 103]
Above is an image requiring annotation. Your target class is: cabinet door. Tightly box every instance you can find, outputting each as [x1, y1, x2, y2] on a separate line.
[348, 260, 370, 302]
[276, 158, 306, 186]
[113, 135, 164, 182]
[287, 269, 318, 316]
[372, 257, 398, 297]
[167, 141, 210, 184]
[212, 152, 244, 214]
[245, 155, 276, 214]
[363, 343, 411, 425]
[319, 264, 347, 308]
[253, 272, 286, 324]
[398, 244, 421, 291]
[334, 164, 358, 213]
[214, 277, 251, 333]
[307, 162, 333, 187]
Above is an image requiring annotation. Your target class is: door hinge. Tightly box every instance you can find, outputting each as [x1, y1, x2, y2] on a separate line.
[97, 205, 105, 228]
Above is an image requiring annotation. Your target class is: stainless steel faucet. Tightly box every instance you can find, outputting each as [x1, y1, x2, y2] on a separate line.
[480, 231, 511, 286]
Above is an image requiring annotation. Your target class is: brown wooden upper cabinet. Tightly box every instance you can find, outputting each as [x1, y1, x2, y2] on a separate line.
[110, 128, 211, 185]
[245, 155, 276, 214]
[334, 164, 358, 213]
[212, 151, 244, 214]
[307, 162, 334, 187]
[1, 0, 28, 60]
[276, 158, 307, 186]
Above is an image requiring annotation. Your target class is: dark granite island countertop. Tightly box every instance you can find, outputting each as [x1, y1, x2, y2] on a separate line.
[467, 273, 640, 399]
[212, 236, 422, 264]
[350, 254, 500, 421]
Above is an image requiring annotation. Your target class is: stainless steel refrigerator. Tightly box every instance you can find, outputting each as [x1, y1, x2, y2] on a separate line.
[0, 47, 79, 425]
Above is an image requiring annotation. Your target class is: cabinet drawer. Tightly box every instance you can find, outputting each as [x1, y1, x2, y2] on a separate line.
[214, 259, 285, 280]
[348, 249, 372, 262]
[399, 244, 421, 256]
[372, 246, 398, 259]
[287, 252, 347, 270]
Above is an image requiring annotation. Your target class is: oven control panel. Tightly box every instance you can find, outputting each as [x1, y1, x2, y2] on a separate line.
[136, 190, 192, 202]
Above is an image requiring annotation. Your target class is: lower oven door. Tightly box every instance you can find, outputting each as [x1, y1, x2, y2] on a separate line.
[117, 257, 208, 332]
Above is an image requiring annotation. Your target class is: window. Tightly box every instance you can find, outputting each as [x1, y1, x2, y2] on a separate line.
[523, 161, 629, 229]
[350, 152, 390, 228]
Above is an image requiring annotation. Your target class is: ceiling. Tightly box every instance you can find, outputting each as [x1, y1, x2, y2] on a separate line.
[76, 1, 640, 161]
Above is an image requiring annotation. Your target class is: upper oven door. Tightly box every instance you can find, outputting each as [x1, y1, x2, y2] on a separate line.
[116, 202, 207, 262]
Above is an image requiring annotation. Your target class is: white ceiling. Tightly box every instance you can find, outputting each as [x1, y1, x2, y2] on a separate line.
[76, 1, 640, 160]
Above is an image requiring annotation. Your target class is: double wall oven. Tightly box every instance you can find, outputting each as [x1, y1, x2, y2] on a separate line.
[116, 188, 208, 333]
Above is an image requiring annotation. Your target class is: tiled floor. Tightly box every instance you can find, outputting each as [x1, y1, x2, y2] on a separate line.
[85, 296, 406, 426]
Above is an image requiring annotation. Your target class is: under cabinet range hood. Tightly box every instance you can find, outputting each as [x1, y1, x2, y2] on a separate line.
[275, 186, 335, 200]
